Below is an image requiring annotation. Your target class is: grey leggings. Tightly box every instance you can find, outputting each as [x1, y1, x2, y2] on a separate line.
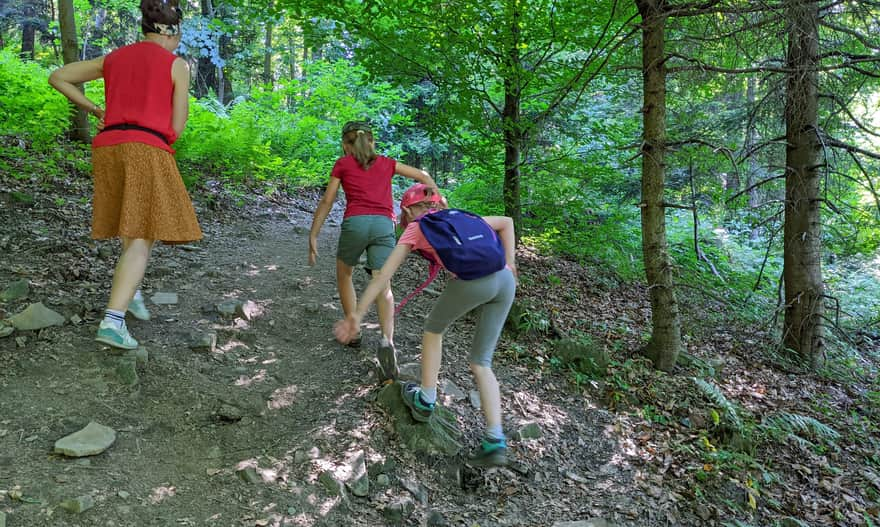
[424, 268, 516, 367]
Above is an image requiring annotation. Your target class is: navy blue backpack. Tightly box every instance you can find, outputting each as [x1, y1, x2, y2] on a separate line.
[395, 209, 506, 313]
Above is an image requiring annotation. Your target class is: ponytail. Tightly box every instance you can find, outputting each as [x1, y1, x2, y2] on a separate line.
[344, 129, 377, 168]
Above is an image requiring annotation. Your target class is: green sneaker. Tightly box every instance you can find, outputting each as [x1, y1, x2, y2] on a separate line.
[127, 297, 151, 321]
[468, 438, 508, 467]
[400, 382, 434, 422]
[95, 320, 139, 350]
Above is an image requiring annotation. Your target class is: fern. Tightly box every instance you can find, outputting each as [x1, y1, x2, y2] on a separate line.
[763, 411, 840, 450]
[693, 377, 743, 431]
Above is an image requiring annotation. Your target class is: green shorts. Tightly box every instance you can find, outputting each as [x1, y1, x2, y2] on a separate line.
[336, 215, 396, 270]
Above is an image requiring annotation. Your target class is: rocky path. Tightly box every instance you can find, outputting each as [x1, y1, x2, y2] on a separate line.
[0, 191, 661, 527]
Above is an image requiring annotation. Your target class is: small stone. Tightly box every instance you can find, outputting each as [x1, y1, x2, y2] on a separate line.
[150, 292, 178, 305]
[0, 510, 6, 527]
[468, 390, 481, 409]
[205, 446, 222, 459]
[382, 497, 415, 524]
[54, 422, 117, 457]
[217, 403, 243, 422]
[235, 300, 259, 321]
[427, 509, 447, 527]
[237, 467, 260, 483]
[15, 336, 26, 347]
[376, 474, 390, 486]
[0, 325, 13, 338]
[318, 471, 344, 496]
[115, 356, 138, 386]
[513, 422, 543, 441]
[69, 314, 82, 325]
[60, 495, 95, 513]
[117, 490, 130, 499]
[1, 279, 29, 302]
[189, 331, 217, 353]
[440, 379, 467, 401]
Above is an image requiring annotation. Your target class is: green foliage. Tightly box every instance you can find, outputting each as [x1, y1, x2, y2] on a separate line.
[761, 411, 841, 452]
[175, 59, 411, 187]
[693, 377, 743, 432]
[0, 50, 69, 145]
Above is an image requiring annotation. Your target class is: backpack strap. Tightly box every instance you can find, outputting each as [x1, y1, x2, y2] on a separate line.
[394, 252, 441, 315]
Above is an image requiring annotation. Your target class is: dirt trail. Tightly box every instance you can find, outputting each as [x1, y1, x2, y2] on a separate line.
[0, 190, 661, 527]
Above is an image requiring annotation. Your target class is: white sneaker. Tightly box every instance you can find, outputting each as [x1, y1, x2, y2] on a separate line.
[95, 320, 139, 350]
[127, 297, 151, 321]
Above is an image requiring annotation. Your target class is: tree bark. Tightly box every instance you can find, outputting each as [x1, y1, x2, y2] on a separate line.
[501, 0, 523, 240]
[58, 0, 91, 142]
[782, 0, 824, 367]
[20, 3, 36, 59]
[636, 0, 681, 372]
[263, 14, 273, 85]
[195, 0, 217, 99]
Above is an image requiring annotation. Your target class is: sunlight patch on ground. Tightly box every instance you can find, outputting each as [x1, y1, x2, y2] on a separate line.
[235, 368, 268, 387]
[148, 485, 176, 504]
[267, 385, 299, 410]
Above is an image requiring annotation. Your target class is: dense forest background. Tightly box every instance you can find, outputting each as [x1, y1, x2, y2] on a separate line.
[3, 1, 880, 525]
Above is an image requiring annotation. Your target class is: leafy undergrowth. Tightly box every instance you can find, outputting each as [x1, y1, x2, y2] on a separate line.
[509, 241, 880, 525]
[2, 140, 880, 526]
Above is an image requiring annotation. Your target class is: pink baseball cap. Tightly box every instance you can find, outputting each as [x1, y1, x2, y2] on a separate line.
[400, 183, 443, 209]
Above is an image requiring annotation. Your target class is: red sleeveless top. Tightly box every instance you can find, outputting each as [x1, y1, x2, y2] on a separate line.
[92, 41, 179, 154]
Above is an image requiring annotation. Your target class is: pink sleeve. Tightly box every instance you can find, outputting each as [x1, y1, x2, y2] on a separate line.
[399, 223, 444, 269]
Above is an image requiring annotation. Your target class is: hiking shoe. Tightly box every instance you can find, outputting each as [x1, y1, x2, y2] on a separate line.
[95, 320, 139, 350]
[127, 297, 151, 321]
[377, 340, 399, 381]
[400, 382, 434, 422]
[467, 438, 508, 467]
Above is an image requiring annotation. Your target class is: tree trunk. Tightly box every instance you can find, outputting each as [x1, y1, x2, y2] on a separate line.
[263, 17, 273, 84]
[636, 0, 681, 372]
[20, 3, 36, 59]
[501, 0, 523, 240]
[195, 0, 217, 99]
[782, 0, 824, 367]
[58, 0, 90, 143]
[744, 75, 762, 241]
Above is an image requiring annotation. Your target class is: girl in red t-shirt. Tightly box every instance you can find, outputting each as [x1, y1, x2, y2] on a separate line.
[49, 0, 200, 350]
[309, 122, 437, 376]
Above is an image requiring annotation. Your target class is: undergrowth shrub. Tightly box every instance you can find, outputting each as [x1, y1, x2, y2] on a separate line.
[0, 50, 69, 146]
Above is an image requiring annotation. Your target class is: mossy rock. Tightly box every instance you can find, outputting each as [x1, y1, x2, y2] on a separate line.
[376, 382, 463, 456]
[553, 337, 610, 377]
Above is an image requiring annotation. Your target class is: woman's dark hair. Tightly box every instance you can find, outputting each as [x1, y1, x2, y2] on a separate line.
[140, 0, 182, 35]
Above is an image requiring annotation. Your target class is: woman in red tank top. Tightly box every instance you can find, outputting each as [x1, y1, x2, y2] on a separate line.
[49, 0, 201, 350]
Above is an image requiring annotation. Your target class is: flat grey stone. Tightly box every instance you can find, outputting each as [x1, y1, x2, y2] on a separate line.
[345, 450, 369, 497]
[552, 520, 615, 527]
[440, 379, 467, 401]
[0, 510, 6, 527]
[151, 292, 178, 305]
[10, 302, 65, 330]
[54, 422, 117, 457]
[0, 325, 13, 338]
[468, 389, 481, 409]
[60, 495, 95, 513]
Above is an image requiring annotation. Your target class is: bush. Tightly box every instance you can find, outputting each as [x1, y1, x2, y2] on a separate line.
[0, 50, 70, 145]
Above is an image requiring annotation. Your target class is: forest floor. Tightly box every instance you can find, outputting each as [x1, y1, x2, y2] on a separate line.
[1, 149, 880, 527]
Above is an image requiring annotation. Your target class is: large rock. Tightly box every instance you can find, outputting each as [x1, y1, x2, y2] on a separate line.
[344, 450, 369, 497]
[10, 302, 65, 330]
[54, 422, 117, 457]
[376, 382, 462, 456]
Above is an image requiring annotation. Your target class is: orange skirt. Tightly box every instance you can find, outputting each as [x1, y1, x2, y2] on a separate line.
[91, 143, 202, 243]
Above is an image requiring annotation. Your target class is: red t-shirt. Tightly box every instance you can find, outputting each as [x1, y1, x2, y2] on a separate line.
[92, 41, 178, 154]
[330, 155, 397, 219]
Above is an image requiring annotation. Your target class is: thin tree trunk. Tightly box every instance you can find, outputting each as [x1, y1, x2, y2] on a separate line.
[263, 12, 273, 85]
[502, 0, 523, 240]
[636, 0, 681, 372]
[58, 0, 90, 143]
[20, 3, 36, 59]
[744, 75, 762, 241]
[782, 0, 824, 367]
